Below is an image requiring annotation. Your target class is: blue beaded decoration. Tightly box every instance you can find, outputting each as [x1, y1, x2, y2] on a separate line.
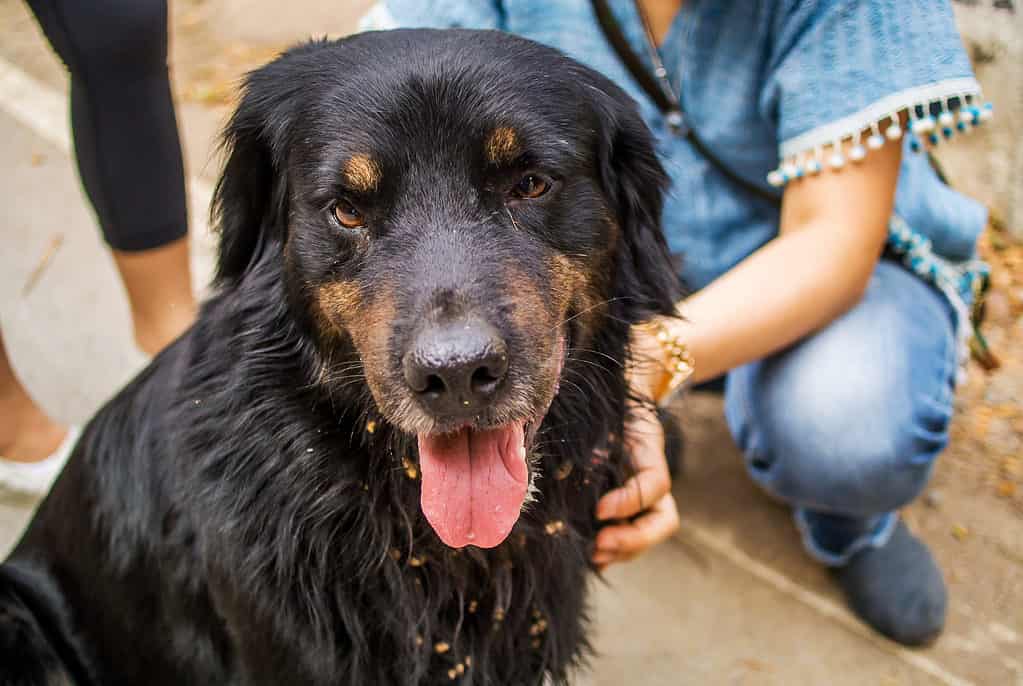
[766, 95, 994, 187]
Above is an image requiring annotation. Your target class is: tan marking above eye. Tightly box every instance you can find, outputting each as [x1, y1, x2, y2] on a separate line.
[485, 127, 521, 164]
[343, 153, 381, 192]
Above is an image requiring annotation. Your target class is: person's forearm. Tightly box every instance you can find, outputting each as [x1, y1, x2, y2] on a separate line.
[632, 132, 900, 393]
[666, 223, 883, 384]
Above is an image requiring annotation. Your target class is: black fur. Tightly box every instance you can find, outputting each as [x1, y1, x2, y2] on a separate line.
[1, 30, 679, 686]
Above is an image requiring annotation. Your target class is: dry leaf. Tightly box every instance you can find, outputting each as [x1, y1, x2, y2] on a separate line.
[1000, 456, 1020, 477]
[737, 658, 772, 673]
[22, 234, 64, 296]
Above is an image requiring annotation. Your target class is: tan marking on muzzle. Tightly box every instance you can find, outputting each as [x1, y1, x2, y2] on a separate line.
[317, 280, 397, 405]
[549, 254, 602, 342]
[317, 280, 363, 330]
[502, 265, 566, 406]
[485, 127, 521, 164]
[505, 265, 551, 338]
[343, 154, 381, 192]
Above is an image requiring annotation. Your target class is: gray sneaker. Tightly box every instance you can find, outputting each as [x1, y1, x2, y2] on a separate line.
[834, 520, 947, 646]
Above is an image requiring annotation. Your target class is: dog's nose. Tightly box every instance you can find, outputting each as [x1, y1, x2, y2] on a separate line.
[403, 318, 508, 417]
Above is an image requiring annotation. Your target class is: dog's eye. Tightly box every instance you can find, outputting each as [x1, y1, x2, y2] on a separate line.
[512, 174, 551, 199]
[333, 200, 365, 229]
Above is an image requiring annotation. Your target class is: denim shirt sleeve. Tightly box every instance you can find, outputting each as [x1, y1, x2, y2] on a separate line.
[367, 0, 505, 31]
[759, 0, 986, 184]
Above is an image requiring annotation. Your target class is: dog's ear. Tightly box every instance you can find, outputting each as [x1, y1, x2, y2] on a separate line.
[211, 56, 305, 285]
[593, 88, 683, 322]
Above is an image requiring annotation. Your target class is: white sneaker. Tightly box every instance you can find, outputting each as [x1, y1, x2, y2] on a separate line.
[0, 425, 81, 497]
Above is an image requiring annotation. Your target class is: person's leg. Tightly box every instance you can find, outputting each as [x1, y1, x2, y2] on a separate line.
[724, 260, 957, 646]
[25, 0, 196, 354]
[4, 0, 193, 474]
[111, 239, 195, 355]
[0, 329, 66, 463]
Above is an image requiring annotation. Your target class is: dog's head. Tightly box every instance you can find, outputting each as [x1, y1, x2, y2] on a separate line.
[212, 30, 679, 549]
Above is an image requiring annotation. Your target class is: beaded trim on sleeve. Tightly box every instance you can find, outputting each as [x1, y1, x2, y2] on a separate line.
[767, 79, 994, 187]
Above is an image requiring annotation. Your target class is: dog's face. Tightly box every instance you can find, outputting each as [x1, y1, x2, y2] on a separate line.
[212, 30, 678, 549]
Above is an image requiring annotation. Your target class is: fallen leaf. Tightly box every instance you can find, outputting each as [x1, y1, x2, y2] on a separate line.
[22, 233, 64, 296]
[990, 403, 1020, 419]
[1000, 457, 1020, 477]
[737, 658, 772, 673]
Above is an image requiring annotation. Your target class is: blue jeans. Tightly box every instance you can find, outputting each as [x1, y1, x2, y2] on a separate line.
[724, 261, 958, 566]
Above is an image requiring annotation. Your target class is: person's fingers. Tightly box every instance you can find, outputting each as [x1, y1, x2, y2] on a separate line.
[594, 467, 670, 521]
[595, 404, 669, 521]
[592, 493, 680, 565]
[595, 444, 671, 520]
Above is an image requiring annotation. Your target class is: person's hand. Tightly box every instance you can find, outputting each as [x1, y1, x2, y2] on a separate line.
[592, 326, 681, 568]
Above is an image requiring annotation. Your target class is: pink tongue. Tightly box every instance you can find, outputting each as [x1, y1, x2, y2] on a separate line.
[417, 423, 528, 548]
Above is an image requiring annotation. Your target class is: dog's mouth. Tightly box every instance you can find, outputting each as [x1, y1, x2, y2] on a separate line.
[416, 337, 566, 549]
[417, 422, 532, 549]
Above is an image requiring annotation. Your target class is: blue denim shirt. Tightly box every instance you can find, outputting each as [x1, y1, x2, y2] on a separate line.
[366, 0, 989, 298]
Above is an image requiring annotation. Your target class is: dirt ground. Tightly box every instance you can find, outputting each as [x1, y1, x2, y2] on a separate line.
[0, 1, 1020, 683]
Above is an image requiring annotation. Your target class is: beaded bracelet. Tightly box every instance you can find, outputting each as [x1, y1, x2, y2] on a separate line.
[637, 320, 695, 406]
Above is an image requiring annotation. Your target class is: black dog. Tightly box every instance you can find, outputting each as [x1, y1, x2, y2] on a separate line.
[0, 29, 679, 685]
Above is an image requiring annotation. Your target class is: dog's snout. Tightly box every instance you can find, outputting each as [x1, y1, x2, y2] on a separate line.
[403, 318, 508, 417]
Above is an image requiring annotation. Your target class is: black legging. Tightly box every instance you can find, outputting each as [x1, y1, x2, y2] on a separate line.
[25, 0, 187, 252]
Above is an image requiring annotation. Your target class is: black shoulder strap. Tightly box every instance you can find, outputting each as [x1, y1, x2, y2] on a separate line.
[591, 0, 676, 114]
[590, 0, 781, 205]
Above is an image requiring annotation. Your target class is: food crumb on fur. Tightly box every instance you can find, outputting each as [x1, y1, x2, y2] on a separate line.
[402, 456, 419, 479]
[545, 520, 566, 535]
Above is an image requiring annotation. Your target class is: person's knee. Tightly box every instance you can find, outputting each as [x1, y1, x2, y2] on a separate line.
[729, 261, 958, 517]
[742, 337, 950, 517]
